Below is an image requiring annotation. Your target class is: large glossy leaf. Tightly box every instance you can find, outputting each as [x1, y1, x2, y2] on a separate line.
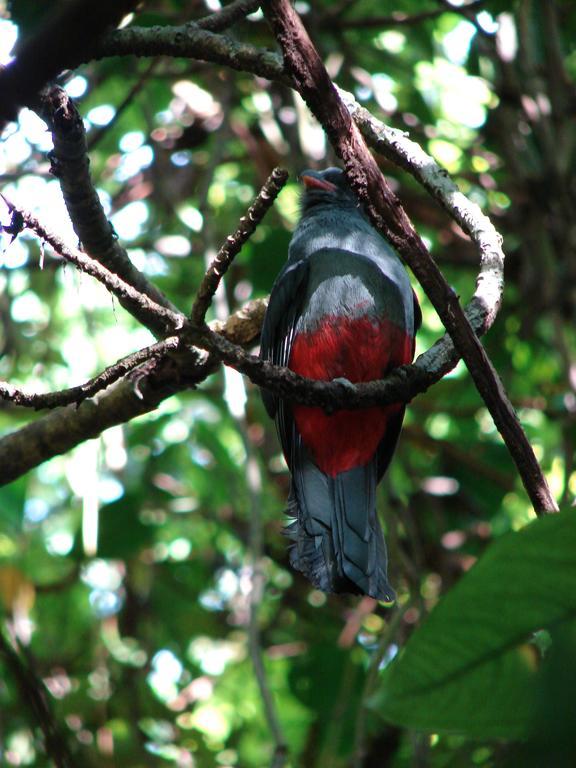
[375, 511, 576, 738]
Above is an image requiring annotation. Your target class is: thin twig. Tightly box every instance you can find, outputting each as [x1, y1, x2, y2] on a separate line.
[262, 0, 558, 516]
[0, 627, 76, 767]
[191, 167, 288, 326]
[87, 59, 161, 152]
[197, 0, 261, 32]
[325, 1, 486, 29]
[0, 193, 185, 336]
[0, 338, 179, 410]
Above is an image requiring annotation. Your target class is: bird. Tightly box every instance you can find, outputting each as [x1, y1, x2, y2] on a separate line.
[259, 167, 420, 601]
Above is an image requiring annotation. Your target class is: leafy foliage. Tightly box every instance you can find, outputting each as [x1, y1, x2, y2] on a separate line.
[377, 510, 576, 739]
[0, 0, 575, 766]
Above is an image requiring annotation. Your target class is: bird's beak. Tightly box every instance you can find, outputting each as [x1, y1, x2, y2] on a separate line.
[301, 174, 338, 193]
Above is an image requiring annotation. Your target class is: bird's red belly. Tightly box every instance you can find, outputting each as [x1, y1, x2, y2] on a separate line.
[289, 314, 413, 477]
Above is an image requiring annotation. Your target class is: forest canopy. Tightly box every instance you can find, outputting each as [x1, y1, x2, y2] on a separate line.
[0, 1, 575, 766]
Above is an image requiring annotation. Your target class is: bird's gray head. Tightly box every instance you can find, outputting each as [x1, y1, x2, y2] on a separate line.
[299, 167, 359, 213]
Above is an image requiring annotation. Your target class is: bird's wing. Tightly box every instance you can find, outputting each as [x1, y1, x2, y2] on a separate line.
[376, 407, 405, 482]
[259, 259, 309, 464]
[413, 288, 422, 335]
[373, 272, 420, 482]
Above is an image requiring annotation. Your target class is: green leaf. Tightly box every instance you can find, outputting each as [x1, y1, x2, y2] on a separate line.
[96, 493, 156, 559]
[375, 511, 576, 738]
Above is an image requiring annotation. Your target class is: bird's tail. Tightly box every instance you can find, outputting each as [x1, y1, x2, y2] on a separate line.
[285, 452, 395, 602]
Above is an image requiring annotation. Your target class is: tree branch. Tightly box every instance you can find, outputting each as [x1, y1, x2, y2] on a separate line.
[0, 302, 269, 486]
[94, 22, 291, 85]
[0, 338, 179, 410]
[39, 86, 179, 337]
[1, 26, 549, 510]
[0, 0, 139, 128]
[197, 0, 261, 32]
[1, 194, 186, 336]
[85, 25, 502, 378]
[340, 89, 504, 335]
[86, 59, 160, 152]
[193, 322, 433, 409]
[262, 0, 558, 515]
[191, 167, 288, 325]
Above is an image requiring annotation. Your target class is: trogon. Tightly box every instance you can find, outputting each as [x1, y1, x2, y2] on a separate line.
[260, 168, 420, 601]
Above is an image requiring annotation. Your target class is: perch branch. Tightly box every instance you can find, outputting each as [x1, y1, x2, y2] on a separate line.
[0, 303, 270, 486]
[86, 26, 502, 372]
[192, 323, 432, 408]
[262, 0, 558, 515]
